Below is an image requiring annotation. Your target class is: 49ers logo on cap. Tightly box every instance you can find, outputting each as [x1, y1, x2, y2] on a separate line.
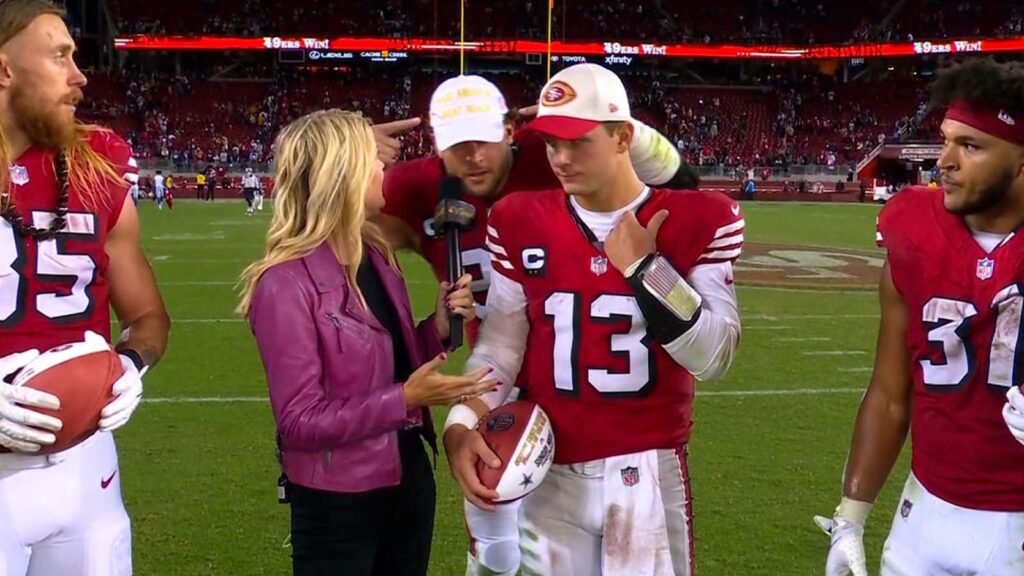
[542, 81, 576, 107]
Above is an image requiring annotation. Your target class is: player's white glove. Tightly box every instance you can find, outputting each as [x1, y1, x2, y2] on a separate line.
[99, 334, 146, 432]
[1002, 385, 1024, 446]
[815, 497, 871, 576]
[0, 349, 63, 453]
[822, 518, 868, 576]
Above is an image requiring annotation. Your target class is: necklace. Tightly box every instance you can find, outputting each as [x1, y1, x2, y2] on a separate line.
[0, 152, 70, 240]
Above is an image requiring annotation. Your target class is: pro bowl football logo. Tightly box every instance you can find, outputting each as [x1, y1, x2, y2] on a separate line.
[542, 81, 576, 107]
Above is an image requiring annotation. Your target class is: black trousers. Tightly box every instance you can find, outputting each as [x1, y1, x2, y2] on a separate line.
[289, 429, 436, 576]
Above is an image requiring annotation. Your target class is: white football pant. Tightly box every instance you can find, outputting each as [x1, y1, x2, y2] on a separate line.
[0, 431, 132, 576]
[881, 474, 1024, 576]
[519, 447, 693, 576]
[255, 192, 264, 211]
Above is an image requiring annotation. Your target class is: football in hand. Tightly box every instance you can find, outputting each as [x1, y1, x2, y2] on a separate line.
[12, 333, 123, 454]
[476, 401, 555, 503]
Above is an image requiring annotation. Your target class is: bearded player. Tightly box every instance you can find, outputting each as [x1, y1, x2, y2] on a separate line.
[376, 74, 699, 576]
[443, 63, 743, 576]
[818, 59, 1024, 576]
[377, 74, 697, 345]
[0, 2, 170, 575]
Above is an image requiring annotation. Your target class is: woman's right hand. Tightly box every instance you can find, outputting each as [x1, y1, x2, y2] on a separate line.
[402, 353, 496, 409]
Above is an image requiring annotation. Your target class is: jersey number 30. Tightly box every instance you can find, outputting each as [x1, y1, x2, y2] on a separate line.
[921, 285, 1024, 389]
[0, 215, 98, 327]
[545, 292, 654, 396]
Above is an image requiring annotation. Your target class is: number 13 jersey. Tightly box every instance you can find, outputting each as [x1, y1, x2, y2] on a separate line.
[879, 185, 1024, 511]
[486, 187, 743, 464]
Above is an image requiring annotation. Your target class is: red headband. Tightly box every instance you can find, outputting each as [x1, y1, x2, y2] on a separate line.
[945, 101, 1024, 147]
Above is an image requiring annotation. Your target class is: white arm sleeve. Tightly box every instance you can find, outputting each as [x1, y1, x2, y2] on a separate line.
[464, 272, 529, 409]
[629, 119, 683, 186]
[662, 261, 741, 381]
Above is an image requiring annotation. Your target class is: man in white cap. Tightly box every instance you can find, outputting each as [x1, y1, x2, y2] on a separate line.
[376, 73, 697, 576]
[379, 74, 696, 343]
[442, 63, 744, 576]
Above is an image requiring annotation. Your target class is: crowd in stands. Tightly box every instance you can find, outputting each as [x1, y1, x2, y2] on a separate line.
[81, 66, 418, 172]
[110, 0, 1024, 45]
[79, 61, 933, 176]
[93, 0, 998, 175]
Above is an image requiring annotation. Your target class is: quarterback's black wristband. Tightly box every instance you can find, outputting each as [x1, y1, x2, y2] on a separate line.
[116, 347, 146, 372]
[626, 254, 702, 344]
[663, 161, 700, 190]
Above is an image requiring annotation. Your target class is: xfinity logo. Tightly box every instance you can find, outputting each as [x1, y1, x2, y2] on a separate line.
[605, 55, 633, 66]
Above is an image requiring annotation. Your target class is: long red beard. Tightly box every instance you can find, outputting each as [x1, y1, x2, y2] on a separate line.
[10, 85, 81, 151]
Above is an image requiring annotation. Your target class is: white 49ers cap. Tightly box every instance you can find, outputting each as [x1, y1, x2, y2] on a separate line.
[429, 75, 509, 151]
[525, 63, 632, 140]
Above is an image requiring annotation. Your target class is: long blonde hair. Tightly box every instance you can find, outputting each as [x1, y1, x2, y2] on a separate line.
[237, 109, 396, 315]
[0, 0, 123, 209]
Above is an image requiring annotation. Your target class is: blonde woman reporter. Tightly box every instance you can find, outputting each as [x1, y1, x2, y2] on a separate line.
[238, 110, 493, 576]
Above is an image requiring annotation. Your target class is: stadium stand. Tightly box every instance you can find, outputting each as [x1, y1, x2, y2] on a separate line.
[95, 0, 1013, 200]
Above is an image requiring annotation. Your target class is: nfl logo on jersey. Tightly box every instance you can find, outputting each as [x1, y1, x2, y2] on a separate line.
[590, 256, 609, 276]
[9, 165, 28, 186]
[620, 466, 640, 487]
[976, 257, 994, 281]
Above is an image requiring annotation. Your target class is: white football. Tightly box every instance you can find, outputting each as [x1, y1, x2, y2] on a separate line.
[475, 401, 555, 503]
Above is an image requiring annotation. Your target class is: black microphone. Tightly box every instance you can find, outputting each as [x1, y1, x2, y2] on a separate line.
[434, 176, 476, 351]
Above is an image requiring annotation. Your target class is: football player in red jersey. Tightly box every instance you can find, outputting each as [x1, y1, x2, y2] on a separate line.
[377, 75, 698, 346]
[378, 74, 699, 576]
[442, 63, 743, 576]
[818, 59, 1024, 576]
[0, 2, 170, 575]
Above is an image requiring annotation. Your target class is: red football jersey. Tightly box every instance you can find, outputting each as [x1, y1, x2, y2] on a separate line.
[382, 132, 559, 343]
[487, 188, 743, 463]
[879, 186, 1024, 511]
[0, 130, 136, 357]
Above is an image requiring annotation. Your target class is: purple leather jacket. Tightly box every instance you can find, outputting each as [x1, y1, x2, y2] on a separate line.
[248, 242, 444, 493]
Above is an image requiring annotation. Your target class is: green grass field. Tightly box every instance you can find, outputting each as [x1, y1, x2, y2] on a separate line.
[125, 199, 908, 575]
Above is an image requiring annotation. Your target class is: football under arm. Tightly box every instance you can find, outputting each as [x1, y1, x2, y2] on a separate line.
[462, 272, 529, 412]
[105, 195, 171, 368]
[839, 262, 913, 512]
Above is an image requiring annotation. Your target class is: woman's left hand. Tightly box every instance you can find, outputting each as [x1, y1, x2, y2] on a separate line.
[434, 274, 476, 342]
